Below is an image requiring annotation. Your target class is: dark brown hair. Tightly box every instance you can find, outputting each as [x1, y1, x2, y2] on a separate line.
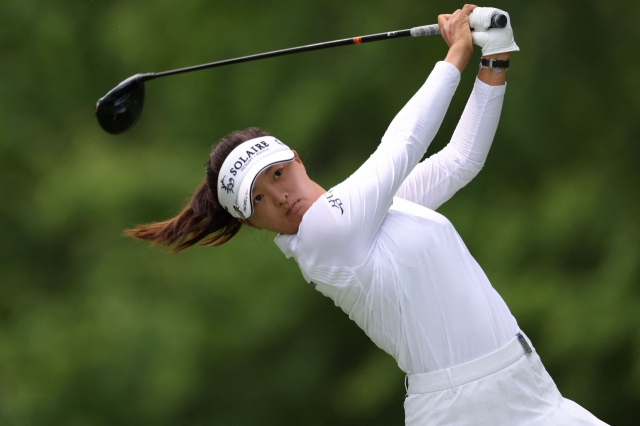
[125, 127, 270, 252]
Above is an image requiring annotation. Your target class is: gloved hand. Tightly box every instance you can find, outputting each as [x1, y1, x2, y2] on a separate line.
[469, 7, 519, 56]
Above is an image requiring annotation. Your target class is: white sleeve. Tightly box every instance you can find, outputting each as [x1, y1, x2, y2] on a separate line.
[395, 77, 506, 210]
[314, 62, 460, 255]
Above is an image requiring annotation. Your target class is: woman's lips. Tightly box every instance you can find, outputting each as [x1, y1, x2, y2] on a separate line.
[287, 200, 301, 216]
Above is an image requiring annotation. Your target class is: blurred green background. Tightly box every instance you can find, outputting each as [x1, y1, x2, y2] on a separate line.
[1, 0, 638, 424]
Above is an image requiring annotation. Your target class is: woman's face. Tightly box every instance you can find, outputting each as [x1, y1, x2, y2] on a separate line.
[245, 151, 323, 234]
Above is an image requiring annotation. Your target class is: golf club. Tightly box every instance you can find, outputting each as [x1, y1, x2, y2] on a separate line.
[95, 12, 507, 135]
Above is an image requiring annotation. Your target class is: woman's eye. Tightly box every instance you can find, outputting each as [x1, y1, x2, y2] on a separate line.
[274, 169, 282, 179]
[254, 194, 263, 204]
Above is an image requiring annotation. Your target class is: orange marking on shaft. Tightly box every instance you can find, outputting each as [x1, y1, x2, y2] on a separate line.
[354, 37, 362, 44]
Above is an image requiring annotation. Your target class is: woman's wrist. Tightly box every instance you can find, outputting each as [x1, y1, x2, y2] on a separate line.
[477, 52, 510, 86]
[482, 52, 511, 61]
[444, 43, 474, 73]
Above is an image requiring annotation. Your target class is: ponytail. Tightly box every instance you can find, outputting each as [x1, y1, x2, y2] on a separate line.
[125, 127, 270, 252]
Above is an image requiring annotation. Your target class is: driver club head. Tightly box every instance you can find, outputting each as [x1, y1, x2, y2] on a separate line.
[95, 73, 152, 135]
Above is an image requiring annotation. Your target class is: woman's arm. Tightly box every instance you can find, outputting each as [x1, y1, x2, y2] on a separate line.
[394, 73, 506, 209]
[306, 7, 477, 253]
[326, 62, 461, 237]
[394, 9, 512, 210]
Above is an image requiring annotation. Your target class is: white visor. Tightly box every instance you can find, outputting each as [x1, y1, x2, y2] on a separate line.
[217, 136, 295, 219]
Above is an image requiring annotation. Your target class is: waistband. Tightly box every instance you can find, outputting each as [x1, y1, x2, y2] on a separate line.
[407, 332, 534, 394]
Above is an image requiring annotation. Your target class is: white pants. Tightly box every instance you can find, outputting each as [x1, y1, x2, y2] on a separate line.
[404, 344, 608, 425]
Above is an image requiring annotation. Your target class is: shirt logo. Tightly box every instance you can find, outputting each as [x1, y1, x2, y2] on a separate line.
[220, 175, 234, 194]
[325, 190, 344, 215]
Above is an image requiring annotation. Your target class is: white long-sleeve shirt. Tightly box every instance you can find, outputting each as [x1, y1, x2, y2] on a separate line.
[274, 61, 518, 375]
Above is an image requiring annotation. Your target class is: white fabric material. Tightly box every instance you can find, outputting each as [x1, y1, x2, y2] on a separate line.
[405, 349, 609, 426]
[471, 9, 520, 56]
[407, 334, 528, 394]
[274, 61, 604, 424]
[217, 136, 294, 219]
[275, 61, 516, 374]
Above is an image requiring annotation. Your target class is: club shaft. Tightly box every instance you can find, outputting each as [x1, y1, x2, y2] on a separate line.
[142, 11, 506, 82]
[147, 27, 434, 81]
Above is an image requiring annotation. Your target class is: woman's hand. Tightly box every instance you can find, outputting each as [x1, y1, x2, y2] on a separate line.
[438, 4, 477, 72]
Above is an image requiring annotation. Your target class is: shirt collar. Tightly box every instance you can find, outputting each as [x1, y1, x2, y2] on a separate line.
[274, 233, 297, 258]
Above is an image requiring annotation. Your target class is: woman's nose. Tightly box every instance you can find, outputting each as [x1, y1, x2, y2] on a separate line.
[267, 187, 287, 205]
[276, 192, 288, 205]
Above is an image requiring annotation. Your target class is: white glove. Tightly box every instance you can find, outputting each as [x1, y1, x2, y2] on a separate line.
[469, 8, 520, 56]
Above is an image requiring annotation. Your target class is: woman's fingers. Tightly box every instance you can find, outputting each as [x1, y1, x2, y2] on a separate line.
[438, 14, 451, 28]
[438, 14, 452, 45]
[440, 5, 478, 48]
[461, 4, 477, 16]
[438, 14, 452, 46]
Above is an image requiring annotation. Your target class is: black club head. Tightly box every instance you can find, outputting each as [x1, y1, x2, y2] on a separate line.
[95, 73, 151, 135]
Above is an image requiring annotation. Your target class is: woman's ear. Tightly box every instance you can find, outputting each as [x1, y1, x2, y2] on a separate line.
[292, 150, 305, 170]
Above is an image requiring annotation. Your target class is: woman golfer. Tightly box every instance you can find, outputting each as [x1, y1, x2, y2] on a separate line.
[127, 5, 607, 425]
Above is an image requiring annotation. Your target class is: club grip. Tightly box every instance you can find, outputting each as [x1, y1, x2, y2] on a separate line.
[410, 24, 440, 37]
[410, 13, 507, 37]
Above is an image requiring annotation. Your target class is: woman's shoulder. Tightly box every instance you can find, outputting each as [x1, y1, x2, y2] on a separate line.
[299, 187, 350, 245]
[282, 184, 368, 266]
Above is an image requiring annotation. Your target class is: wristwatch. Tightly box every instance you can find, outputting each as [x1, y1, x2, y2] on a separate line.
[479, 58, 510, 73]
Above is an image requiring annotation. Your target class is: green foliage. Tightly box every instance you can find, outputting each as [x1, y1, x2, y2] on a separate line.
[0, 0, 638, 424]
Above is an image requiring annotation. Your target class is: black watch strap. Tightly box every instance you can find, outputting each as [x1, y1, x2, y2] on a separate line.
[481, 58, 510, 68]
